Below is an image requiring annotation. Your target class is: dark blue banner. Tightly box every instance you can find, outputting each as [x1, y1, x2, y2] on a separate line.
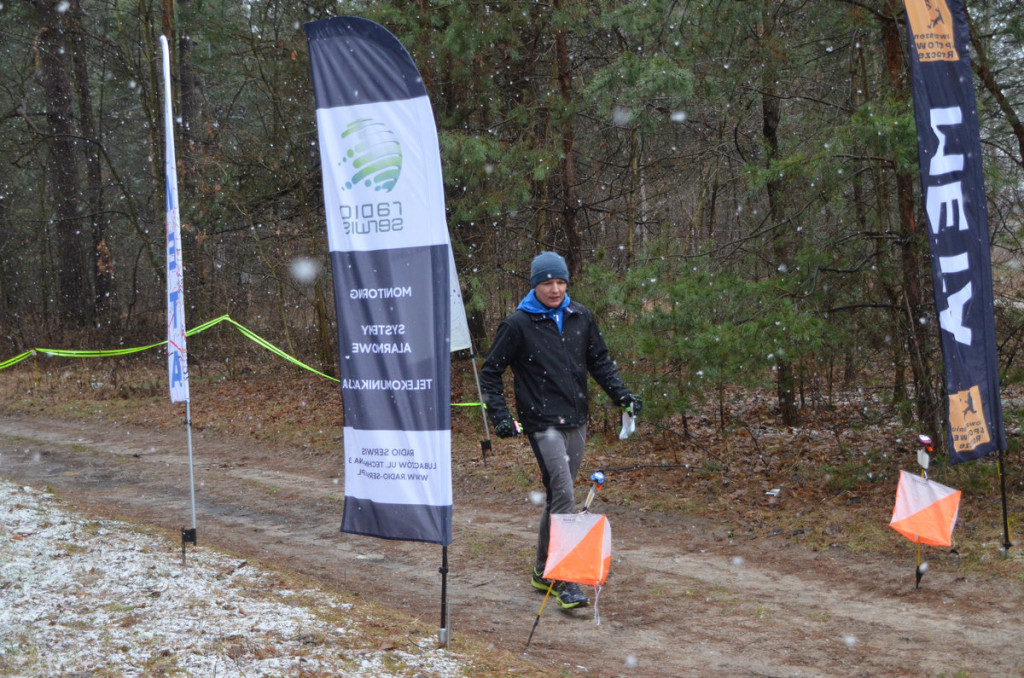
[902, 0, 1006, 463]
[306, 17, 453, 544]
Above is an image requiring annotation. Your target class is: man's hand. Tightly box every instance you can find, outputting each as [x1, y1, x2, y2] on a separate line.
[623, 394, 643, 416]
[494, 417, 523, 438]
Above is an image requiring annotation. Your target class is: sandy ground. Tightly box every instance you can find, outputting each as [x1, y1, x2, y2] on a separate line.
[2, 413, 1024, 677]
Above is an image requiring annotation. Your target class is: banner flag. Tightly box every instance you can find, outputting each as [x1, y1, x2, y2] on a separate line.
[160, 35, 189, 404]
[305, 17, 453, 545]
[902, 0, 1005, 463]
[449, 246, 472, 353]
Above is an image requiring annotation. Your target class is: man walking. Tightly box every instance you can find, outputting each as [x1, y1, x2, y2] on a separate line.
[480, 251, 641, 609]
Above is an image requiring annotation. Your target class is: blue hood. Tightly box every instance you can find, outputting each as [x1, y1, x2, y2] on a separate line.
[518, 290, 571, 332]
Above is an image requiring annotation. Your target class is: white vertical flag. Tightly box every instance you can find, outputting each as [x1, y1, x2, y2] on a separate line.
[161, 35, 189, 403]
[449, 245, 472, 353]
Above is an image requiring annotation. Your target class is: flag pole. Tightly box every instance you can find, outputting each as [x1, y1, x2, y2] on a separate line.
[997, 447, 1012, 552]
[915, 435, 931, 588]
[181, 399, 197, 563]
[447, 246, 490, 461]
[467, 351, 492, 462]
[161, 34, 196, 563]
[438, 545, 450, 647]
[186, 399, 196, 527]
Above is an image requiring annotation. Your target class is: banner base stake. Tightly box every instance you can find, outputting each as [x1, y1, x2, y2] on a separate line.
[998, 448, 1012, 553]
[439, 546, 450, 648]
[181, 527, 197, 564]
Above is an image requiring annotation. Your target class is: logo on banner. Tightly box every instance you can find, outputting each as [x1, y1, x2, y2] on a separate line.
[904, 0, 959, 62]
[339, 118, 402, 192]
[336, 118, 407, 236]
[948, 385, 991, 452]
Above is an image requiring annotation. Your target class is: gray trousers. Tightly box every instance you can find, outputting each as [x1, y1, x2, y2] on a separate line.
[528, 425, 587, 573]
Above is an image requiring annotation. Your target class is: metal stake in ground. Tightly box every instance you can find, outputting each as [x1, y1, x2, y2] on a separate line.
[915, 434, 932, 588]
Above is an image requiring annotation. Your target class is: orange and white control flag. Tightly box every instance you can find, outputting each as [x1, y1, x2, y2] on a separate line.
[543, 512, 611, 586]
[889, 470, 962, 547]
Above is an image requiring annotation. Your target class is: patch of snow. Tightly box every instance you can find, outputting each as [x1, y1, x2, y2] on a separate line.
[0, 479, 466, 676]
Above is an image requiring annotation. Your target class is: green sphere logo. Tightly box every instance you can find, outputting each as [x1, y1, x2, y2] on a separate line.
[338, 118, 402, 192]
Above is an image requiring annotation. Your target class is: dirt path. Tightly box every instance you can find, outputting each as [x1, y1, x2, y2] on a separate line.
[1, 413, 1022, 677]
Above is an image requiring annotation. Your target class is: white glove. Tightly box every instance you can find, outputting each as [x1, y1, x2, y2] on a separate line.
[619, 410, 636, 440]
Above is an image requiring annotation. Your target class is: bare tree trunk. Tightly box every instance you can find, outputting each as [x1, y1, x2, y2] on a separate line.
[314, 276, 335, 377]
[35, 0, 88, 329]
[553, 0, 582, 278]
[880, 6, 942, 438]
[68, 0, 113, 327]
[761, 0, 798, 426]
[177, 0, 198, 188]
[626, 127, 639, 268]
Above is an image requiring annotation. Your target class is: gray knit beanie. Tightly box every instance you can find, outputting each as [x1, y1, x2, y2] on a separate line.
[530, 251, 570, 287]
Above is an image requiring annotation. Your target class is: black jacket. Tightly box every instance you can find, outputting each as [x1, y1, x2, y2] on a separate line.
[480, 300, 630, 433]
